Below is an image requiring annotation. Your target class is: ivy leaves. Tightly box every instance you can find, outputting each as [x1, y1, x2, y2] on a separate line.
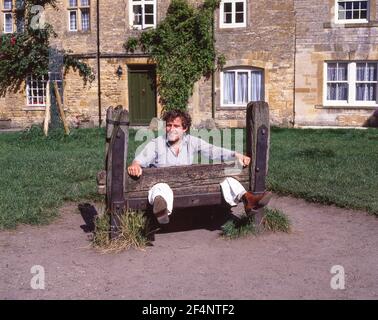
[124, 0, 224, 111]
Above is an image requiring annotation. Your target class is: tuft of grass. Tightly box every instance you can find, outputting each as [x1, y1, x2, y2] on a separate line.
[262, 208, 291, 233]
[92, 209, 152, 253]
[221, 207, 291, 239]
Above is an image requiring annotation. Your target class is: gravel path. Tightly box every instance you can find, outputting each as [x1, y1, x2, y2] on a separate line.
[1, 195, 377, 300]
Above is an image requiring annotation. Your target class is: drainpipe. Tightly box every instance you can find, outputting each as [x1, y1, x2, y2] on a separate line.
[97, 0, 102, 127]
[292, 9, 297, 128]
[211, 8, 215, 119]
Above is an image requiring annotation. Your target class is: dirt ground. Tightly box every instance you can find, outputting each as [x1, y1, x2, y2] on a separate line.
[0, 194, 377, 300]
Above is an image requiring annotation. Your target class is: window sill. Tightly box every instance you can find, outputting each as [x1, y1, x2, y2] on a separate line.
[23, 107, 46, 111]
[66, 30, 92, 34]
[219, 24, 247, 29]
[323, 21, 378, 28]
[217, 106, 247, 111]
[316, 104, 378, 110]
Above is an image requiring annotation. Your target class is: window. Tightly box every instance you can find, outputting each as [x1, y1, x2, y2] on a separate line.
[220, 0, 246, 28]
[129, 0, 156, 29]
[3, 0, 12, 10]
[2, 0, 12, 33]
[3, 12, 12, 33]
[221, 68, 264, 107]
[336, 0, 369, 23]
[324, 61, 378, 106]
[26, 75, 47, 107]
[68, 0, 90, 31]
[2, 1, 26, 34]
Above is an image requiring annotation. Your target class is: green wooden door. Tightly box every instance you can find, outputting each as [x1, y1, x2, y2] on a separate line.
[128, 66, 157, 125]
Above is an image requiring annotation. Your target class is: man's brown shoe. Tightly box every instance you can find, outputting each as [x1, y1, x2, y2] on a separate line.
[153, 196, 169, 224]
[241, 191, 273, 214]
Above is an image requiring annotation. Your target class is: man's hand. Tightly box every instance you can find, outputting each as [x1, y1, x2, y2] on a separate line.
[127, 161, 143, 177]
[235, 152, 251, 167]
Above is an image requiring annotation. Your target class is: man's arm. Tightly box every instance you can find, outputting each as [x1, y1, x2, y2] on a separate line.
[195, 137, 251, 167]
[127, 140, 156, 177]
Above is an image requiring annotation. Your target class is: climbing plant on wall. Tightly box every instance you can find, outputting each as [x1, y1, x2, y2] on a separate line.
[124, 0, 225, 111]
[0, 0, 94, 96]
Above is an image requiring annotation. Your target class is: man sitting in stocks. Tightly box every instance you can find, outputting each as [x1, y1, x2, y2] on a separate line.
[127, 109, 272, 224]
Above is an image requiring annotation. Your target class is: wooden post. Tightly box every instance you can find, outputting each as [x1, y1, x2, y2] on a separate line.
[43, 79, 51, 136]
[53, 81, 70, 135]
[106, 108, 129, 239]
[246, 101, 270, 227]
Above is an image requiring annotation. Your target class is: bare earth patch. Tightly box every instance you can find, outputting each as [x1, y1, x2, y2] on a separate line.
[0, 195, 377, 300]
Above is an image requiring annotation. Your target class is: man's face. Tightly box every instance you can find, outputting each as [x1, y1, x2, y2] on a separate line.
[166, 117, 187, 142]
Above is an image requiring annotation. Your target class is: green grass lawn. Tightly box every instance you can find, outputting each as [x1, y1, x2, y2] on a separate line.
[0, 126, 377, 229]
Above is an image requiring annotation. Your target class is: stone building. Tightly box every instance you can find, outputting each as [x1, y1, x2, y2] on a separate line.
[0, 0, 377, 129]
[294, 0, 378, 127]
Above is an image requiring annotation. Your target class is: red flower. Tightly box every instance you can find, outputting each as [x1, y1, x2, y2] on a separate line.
[10, 36, 16, 46]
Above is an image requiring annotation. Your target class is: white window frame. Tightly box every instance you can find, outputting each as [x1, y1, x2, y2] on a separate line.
[220, 0, 247, 29]
[129, 0, 156, 30]
[335, 0, 369, 24]
[26, 75, 47, 107]
[323, 61, 378, 107]
[220, 67, 264, 107]
[67, 0, 90, 32]
[3, 12, 13, 33]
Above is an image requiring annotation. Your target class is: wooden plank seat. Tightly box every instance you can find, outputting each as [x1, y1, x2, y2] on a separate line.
[97, 162, 249, 211]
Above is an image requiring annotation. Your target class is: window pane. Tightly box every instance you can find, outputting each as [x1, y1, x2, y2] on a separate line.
[235, 13, 244, 23]
[356, 84, 376, 101]
[357, 63, 377, 81]
[4, 0, 12, 10]
[223, 72, 235, 104]
[251, 71, 263, 101]
[81, 9, 90, 30]
[144, 4, 154, 25]
[145, 4, 153, 14]
[80, 0, 90, 6]
[69, 0, 78, 7]
[145, 14, 154, 25]
[361, 1, 368, 9]
[224, 13, 232, 23]
[338, 83, 348, 100]
[224, 3, 232, 13]
[337, 63, 348, 81]
[133, 5, 142, 25]
[327, 84, 337, 100]
[235, 2, 244, 12]
[360, 9, 367, 19]
[5, 13, 13, 33]
[327, 63, 337, 81]
[237, 72, 248, 104]
[70, 11, 77, 30]
[338, 2, 346, 10]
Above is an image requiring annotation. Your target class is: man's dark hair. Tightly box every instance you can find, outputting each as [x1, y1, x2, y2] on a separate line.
[162, 109, 192, 130]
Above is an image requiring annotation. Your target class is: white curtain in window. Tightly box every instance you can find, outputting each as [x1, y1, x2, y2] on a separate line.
[337, 63, 348, 81]
[356, 63, 377, 101]
[327, 63, 348, 100]
[327, 63, 337, 81]
[223, 72, 235, 104]
[237, 72, 248, 104]
[251, 71, 262, 101]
